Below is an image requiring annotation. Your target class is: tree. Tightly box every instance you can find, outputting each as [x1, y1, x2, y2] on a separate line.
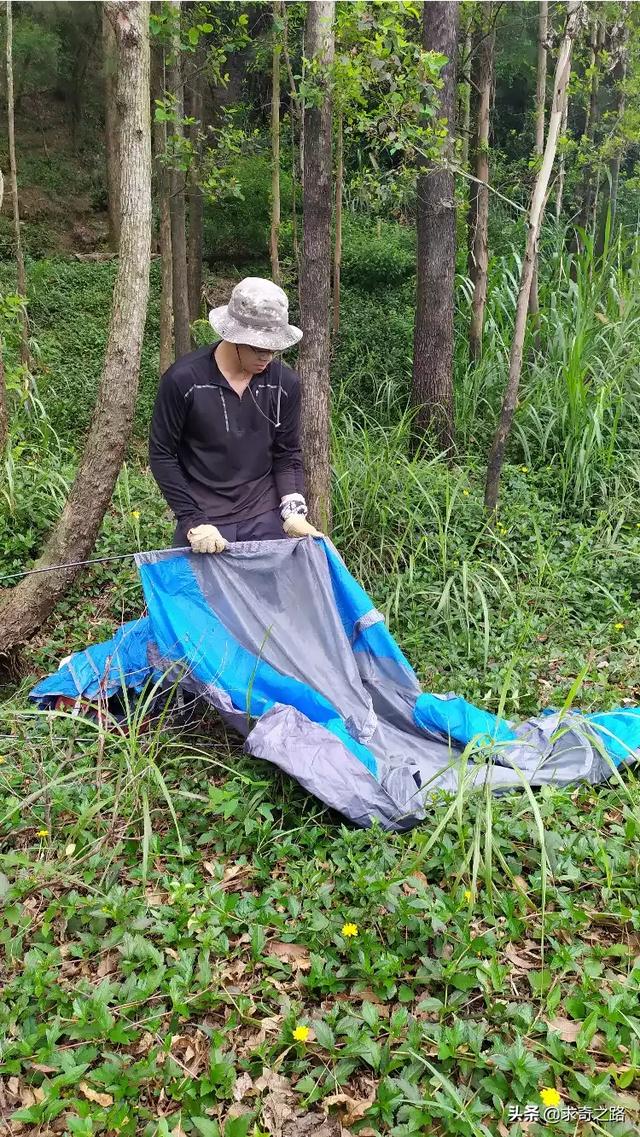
[5, 0, 30, 364]
[528, 0, 547, 326]
[167, 0, 190, 359]
[412, 0, 459, 454]
[151, 6, 173, 375]
[298, 0, 335, 532]
[103, 3, 121, 252]
[0, 0, 152, 653]
[597, 4, 630, 250]
[468, 4, 495, 361]
[577, 12, 605, 237]
[484, 0, 582, 515]
[186, 49, 204, 322]
[270, 1, 282, 286]
[332, 107, 343, 338]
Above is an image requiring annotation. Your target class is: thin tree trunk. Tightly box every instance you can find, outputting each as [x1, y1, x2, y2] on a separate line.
[282, 1, 299, 268]
[298, 0, 334, 532]
[167, 0, 190, 358]
[270, 1, 281, 285]
[0, 1, 152, 653]
[187, 59, 203, 322]
[460, 17, 472, 170]
[151, 17, 173, 373]
[332, 110, 343, 338]
[555, 92, 569, 221]
[6, 0, 30, 364]
[412, 1, 459, 454]
[468, 8, 494, 361]
[578, 18, 604, 236]
[528, 0, 548, 327]
[597, 7, 629, 253]
[484, 1, 581, 515]
[103, 3, 121, 251]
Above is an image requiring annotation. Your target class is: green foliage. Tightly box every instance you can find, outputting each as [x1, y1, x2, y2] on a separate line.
[202, 156, 293, 263]
[11, 16, 61, 103]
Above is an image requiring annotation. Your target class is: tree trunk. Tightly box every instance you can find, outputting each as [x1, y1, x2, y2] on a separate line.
[468, 8, 494, 361]
[555, 92, 569, 221]
[103, 3, 121, 252]
[597, 7, 629, 253]
[528, 0, 548, 328]
[6, 0, 30, 364]
[269, 1, 281, 285]
[460, 17, 472, 170]
[282, 1, 299, 269]
[151, 16, 173, 374]
[412, 0, 458, 455]
[484, 1, 580, 515]
[298, 0, 334, 532]
[187, 58, 203, 322]
[332, 110, 343, 339]
[0, 1, 152, 653]
[167, 0, 191, 359]
[0, 169, 5, 454]
[578, 18, 604, 236]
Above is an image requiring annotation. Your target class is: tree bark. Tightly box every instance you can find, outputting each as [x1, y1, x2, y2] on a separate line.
[0, 1, 152, 653]
[270, 1, 281, 286]
[187, 57, 203, 323]
[484, 1, 581, 515]
[298, 0, 334, 532]
[555, 91, 569, 222]
[103, 2, 121, 252]
[332, 110, 343, 338]
[412, 0, 458, 454]
[597, 7, 629, 253]
[468, 8, 494, 361]
[6, 0, 30, 364]
[578, 17, 604, 236]
[460, 17, 472, 170]
[151, 15, 173, 374]
[528, 0, 548, 328]
[167, 0, 191, 359]
[282, 1, 300, 269]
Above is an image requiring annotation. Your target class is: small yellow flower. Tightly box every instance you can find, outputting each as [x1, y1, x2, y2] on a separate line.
[131, 510, 140, 519]
[463, 489, 470, 497]
[293, 1024, 310, 1042]
[342, 922, 358, 938]
[614, 622, 624, 630]
[36, 828, 49, 838]
[0, 756, 5, 764]
[463, 889, 473, 902]
[540, 1087, 561, 1108]
[520, 466, 529, 474]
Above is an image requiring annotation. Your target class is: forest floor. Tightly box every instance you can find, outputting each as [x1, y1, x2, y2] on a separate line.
[2, 242, 640, 1136]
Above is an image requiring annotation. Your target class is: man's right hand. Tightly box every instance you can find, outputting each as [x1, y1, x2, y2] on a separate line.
[187, 524, 228, 554]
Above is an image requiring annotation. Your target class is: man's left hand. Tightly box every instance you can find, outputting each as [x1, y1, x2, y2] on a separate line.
[283, 516, 324, 538]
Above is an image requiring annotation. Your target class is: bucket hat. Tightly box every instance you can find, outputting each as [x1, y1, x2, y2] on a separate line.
[209, 277, 302, 351]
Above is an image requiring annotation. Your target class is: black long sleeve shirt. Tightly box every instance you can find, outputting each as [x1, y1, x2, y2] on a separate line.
[149, 344, 305, 528]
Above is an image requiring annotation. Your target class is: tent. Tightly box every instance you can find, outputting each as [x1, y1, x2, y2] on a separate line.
[30, 539, 640, 829]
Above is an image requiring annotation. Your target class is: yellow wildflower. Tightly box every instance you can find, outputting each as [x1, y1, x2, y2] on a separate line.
[463, 889, 473, 902]
[36, 828, 49, 838]
[0, 756, 5, 764]
[131, 510, 140, 520]
[614, 622, 624, 630]
[293, 1025, 310, 1042]
[520, 466, 529, 474]
[463, 489, 470, 497]
[342, 922, 358, 938]
[540, 1087, 561, 1108]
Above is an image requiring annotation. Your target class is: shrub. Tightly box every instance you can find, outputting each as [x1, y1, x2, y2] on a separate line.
[203, 156, 293, 263]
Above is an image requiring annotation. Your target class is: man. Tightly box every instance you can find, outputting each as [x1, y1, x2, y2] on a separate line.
[149, 277, 322, 553]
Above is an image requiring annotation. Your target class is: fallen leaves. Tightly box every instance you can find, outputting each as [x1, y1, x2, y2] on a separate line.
[546, 1016, 582, 1043]
[325, 1091, 375, 1127]
[78, 1081, 114, 1106]
[268, 940, 312, 971]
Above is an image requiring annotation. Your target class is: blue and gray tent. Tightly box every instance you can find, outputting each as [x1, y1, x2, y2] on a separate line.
[30, 539, 640, 829]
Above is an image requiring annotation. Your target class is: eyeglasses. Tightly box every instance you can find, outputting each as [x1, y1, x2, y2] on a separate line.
[243, 344, 277, 358]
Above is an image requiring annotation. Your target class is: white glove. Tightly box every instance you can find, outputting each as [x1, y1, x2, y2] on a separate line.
[187, 524, 228, 554]
[283, 515, 324, 538]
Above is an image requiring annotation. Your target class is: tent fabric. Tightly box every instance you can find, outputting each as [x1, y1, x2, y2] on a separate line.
[29, 539, 638, 829]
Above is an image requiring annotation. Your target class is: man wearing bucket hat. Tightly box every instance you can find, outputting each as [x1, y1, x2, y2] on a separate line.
[149, 277, 322, 553]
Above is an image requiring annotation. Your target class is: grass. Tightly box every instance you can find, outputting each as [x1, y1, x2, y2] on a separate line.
[2, 224, 640, 1133]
